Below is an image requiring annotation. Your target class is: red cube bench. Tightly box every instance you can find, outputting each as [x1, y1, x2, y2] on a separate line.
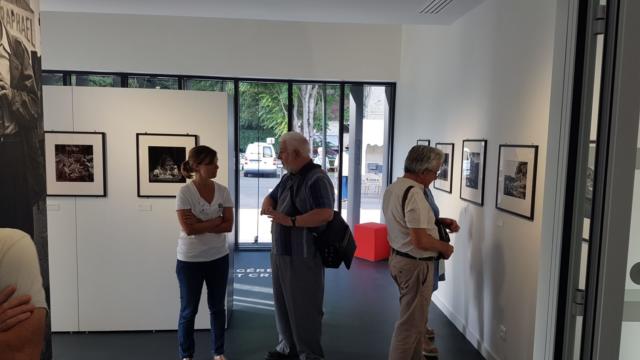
[354, 223, 390, 261]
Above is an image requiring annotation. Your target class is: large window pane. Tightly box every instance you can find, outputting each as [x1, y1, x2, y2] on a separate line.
[42, 73, 64, 86]
[128, 76, 179, 90]
[238, 81, 288, 245]
[72, 74, 121, 87]
[359, 85, 388, 223]
[292, 84, 340, 209]
[184, 79, 234, 96]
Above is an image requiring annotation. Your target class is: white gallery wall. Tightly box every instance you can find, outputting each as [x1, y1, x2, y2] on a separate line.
[394, 0, 556, 359]
[40, 12, 402, 82]
[44, 86, 232, 331]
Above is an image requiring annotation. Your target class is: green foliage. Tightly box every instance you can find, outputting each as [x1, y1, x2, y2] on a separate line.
[42, 73, 64, 86]
[239, 129, 280, 153]
[186, 79, 234, 94]
[73, 75, 120, 87]
[239, 82, 288, 136]
[128, 76, 179, 89]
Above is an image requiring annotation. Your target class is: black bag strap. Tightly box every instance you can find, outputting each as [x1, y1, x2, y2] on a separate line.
[401, 185, 415, 218]
[289, 183, 302, 215]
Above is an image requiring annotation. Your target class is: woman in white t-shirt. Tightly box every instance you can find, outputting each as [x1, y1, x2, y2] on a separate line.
[176, 145, 233, 360]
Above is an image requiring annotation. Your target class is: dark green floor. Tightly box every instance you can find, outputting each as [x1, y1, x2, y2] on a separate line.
[53, 251, 484, 360]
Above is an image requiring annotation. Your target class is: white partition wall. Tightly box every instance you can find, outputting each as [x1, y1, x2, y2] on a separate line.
[45, 86, 232, 331]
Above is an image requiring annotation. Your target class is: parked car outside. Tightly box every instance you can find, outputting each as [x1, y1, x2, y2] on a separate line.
[243, 142, 279, 177]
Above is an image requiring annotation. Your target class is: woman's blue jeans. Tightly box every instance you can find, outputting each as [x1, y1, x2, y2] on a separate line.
[176, 255, 229, 358]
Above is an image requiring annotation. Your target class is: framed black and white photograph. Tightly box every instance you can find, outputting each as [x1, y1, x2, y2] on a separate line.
[416, 139, 431, 146]
[460, 139, 487, 206]
[495, 144, 538, 220]
[434, 142, 454, 193]
[45, 131, 106, 196]
[136, 133, 198, 197]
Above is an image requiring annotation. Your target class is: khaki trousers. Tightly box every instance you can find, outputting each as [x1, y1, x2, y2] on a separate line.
[388, 252, 435, 360]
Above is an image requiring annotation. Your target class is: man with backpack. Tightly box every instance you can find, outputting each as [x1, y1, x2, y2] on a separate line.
[382, 145, 455, 360]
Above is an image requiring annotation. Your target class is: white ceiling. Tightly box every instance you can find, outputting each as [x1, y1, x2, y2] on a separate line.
[41, 0, 485, 25]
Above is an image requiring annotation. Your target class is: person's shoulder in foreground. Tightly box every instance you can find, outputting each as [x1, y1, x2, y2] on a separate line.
[0, 228, 47, 360]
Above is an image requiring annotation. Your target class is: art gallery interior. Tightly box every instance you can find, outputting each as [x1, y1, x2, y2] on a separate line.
[3, 0, 638, 359]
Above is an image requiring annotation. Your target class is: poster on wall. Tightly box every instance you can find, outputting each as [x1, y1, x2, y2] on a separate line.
[0, 0, 51, 357]
[460, 139, 487, 206]
[44, 132, 106, 196]
[434, 142, 454, 194]
[495, 144, 538, 220]
[416, 139, 430, 146]
[136, 133, 198, 197]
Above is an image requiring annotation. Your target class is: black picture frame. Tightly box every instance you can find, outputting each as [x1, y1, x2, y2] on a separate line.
[495, 144, 538, 220]
[44, 131, 107, 197]
[434, 142, 454, 193]
[136, 133, 198, 197]
[416, 139, 431, 146]
[459, 139, 487, 206]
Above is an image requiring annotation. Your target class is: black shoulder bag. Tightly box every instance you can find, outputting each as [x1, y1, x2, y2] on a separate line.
[289, 174, 356, 269]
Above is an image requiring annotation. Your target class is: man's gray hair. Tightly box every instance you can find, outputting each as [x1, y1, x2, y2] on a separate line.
[404, 145, 444, 174]
[280, 131, 311, 156]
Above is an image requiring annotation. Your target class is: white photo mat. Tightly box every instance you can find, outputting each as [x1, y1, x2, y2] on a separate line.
[45, 131, 106, 196]
[495, 144, 538, 220]
[136, 133, 198, 197]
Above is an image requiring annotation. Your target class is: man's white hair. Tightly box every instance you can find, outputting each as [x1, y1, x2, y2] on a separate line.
[280, 131, 310, 156]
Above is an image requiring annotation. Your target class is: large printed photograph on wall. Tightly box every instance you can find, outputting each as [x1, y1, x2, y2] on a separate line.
[0, 0, 44, 235]
[495, 144, 538, 220]
[0, 0, 52, 357]
[434, 142, 454, 194]
[460, 139, 487, 206]
[44, 131, 106, 196]
[136, 133, 198, 197]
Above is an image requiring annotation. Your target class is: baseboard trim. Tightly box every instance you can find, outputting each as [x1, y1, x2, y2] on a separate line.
[432, 294, 500, 360]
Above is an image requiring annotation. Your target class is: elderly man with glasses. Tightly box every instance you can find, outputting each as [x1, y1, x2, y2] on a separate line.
[382, 145, 455, 360]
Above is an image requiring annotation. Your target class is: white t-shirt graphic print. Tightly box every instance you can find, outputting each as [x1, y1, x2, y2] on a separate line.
[176, 181, 233, 262]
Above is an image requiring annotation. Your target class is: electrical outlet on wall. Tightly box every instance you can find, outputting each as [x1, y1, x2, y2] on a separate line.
[498, 325, 507, 341]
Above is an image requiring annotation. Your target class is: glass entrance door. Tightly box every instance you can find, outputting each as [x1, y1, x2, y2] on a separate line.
[556, 0, 640, 358]
[292, 83, 341, 209]
[237, 81, 288, 246]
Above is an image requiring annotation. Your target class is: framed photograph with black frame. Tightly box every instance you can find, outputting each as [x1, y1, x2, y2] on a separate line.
[44, 131, 107, 197]
[495, 144, 538, 220]
[416, 139, 430, 146]
[460, 139, 487, 206]
[434, 142, 454, 193]
[136, 133, 198, 197]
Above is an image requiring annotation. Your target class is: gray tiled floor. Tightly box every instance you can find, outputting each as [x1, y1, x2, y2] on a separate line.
[53, 251, 484, 360]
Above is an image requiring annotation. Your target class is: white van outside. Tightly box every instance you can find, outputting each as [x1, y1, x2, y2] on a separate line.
[243, 142, 279, 177]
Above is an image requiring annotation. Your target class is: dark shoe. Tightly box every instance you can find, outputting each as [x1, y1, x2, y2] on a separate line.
[265, 350, 298, 360]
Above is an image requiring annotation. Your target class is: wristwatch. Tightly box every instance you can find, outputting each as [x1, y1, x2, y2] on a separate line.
[290, 216, 297, 227]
